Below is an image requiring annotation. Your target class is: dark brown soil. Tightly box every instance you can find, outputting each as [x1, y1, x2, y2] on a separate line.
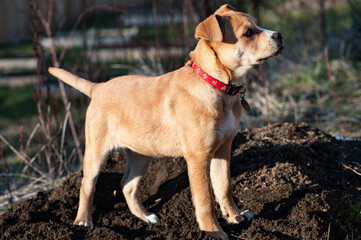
[1, 122, 360, 240]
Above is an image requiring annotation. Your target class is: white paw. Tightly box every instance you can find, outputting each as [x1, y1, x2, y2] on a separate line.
[146, 213, 159, 225]
[228, 210, 254, 224]
[241, 210, 254, 221]
[78, 221, 94, 228]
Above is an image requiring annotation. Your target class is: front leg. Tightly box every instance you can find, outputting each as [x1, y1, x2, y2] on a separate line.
[186, 152, 229, 240]
[210, 138, 254, 224]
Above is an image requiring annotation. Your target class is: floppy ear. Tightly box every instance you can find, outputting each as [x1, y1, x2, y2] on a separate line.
[214, 4, 236, 15]
[195, 15, 223, 42]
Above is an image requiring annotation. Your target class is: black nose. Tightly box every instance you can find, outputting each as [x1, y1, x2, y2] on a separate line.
[272, 32, 283, 42]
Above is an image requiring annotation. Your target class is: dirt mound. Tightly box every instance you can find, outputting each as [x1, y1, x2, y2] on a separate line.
[1, 122, 360, 240]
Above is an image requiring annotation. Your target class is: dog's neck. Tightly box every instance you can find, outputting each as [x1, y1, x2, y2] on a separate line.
[189, 40, 248, 85]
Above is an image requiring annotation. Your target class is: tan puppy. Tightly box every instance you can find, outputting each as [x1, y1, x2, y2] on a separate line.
[49, 4, 282, 239]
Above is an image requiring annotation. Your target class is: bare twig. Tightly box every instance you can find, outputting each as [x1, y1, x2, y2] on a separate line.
[0, 134, 45, 177]
[58, 5, 125, 63]
[29, 2, 126, 162]
[25, 123, 40, 151]
[29, 0, 83, 161]
[342, 163, 361, 176]
[324, 46, 346, 136]
[22, 144, 46, 174]
[315, 112, 321, 130]
[47, 0, 54, 25]
[0, 148, 13, 207]
[19, 125, 25, 157]
[0, 1, 127, 211]
[0, 173, 66, 214]
[61, 103, 71, 152]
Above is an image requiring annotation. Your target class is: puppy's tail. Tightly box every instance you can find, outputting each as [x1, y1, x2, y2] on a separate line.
[48, 67, 96, 98]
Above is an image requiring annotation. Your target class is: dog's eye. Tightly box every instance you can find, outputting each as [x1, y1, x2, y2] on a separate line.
[243, 29, 254, 37]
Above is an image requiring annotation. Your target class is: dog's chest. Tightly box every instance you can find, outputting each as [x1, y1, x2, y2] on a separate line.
[216, 101, 241, 140]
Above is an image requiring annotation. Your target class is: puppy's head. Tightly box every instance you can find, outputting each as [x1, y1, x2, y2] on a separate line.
[195, 4, 283, 78]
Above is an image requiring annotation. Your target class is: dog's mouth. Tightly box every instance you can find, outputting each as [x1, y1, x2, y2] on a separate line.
[257, 45, 284, 63]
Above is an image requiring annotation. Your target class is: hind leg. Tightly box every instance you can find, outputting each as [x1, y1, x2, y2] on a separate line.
[121, 149, 159, 224]
[74, 146, 107, 227]
[74, 110, 108, 227]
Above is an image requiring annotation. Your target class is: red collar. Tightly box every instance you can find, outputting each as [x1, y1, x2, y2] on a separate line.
[190, 60, 245, 96]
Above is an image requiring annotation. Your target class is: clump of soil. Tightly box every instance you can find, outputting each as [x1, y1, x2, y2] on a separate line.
[1, 122, 360, 239]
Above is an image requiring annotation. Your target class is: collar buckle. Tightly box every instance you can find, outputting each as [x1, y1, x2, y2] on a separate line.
[226, 84, 246, 96]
